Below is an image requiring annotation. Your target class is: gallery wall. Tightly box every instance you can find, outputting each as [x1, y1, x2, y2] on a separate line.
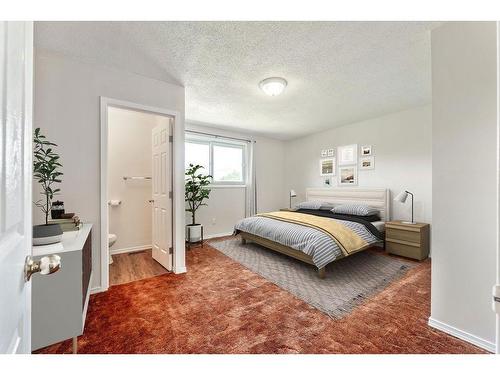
[284, 106, 432, 223]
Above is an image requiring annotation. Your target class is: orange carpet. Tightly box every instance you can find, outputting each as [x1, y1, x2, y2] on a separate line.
[36, 239, 486, 354]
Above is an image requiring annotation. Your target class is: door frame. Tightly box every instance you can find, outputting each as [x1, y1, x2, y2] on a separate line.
[99, 97, 185, 292]
[496, 21, 500, 355]
[22, 20, 34, 354]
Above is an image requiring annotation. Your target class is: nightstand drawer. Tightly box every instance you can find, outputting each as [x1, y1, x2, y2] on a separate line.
[386, 227, 421, 244]
[386, 240, 428, 260]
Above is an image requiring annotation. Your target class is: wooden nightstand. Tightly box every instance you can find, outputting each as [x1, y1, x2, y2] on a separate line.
[385, 221, 430, 260]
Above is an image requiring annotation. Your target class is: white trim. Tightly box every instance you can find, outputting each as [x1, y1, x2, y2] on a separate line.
[428, 317, 496, 353]
[496, 20, 500, 355]
[209, 185, 247, 189]
[90, 286, 106, 294]
[110, 244, 152, 255]
[23, 21, 34, 354]
[204, 232, 234, 240]
[100, 97, 185, 292]
[174, 266, 187, 273]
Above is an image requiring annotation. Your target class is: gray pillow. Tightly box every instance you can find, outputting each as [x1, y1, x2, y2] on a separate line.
[294, 201, 324, 210]
[319, 203, 335, 211]
[331, 203, 379, 216]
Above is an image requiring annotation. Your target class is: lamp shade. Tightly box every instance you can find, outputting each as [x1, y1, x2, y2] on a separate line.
[290, 189, 297, 198]
[394, 190, 408, 203]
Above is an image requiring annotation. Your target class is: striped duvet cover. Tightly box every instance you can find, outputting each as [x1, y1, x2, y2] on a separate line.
[234, 215, 382, 269]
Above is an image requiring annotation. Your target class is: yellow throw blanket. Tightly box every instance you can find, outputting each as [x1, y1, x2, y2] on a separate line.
[257, 211, 369, 256]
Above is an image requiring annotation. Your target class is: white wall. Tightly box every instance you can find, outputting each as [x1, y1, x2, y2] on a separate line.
[284, 106, 432, 223]
[185, 123, 287, 237]
[430, 22, 497, 351]
[108, 107, 169, 252]
[34, 52, 185, 290]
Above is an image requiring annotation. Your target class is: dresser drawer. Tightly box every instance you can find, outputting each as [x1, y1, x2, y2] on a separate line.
[386, 227, 421, 244]
[386, 240, 428, 260]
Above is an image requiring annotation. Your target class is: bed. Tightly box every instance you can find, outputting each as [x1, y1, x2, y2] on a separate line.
[234, 187, 390, 278]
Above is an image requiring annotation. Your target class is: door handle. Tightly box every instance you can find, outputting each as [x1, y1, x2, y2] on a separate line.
[25, 254, 61, 281]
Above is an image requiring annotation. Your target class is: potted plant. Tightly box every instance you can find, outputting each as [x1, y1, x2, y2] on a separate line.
[32, 127, 64, 245]
[185, 164, 212, 243]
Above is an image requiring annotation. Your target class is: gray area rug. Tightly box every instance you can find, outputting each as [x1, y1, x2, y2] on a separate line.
[210, 237, 416, 319]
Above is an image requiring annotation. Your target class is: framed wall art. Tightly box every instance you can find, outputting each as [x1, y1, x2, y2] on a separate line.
[360, 156, 375, 170]
[338, 144, 358, 165]
[361, 145, 372, 156]
[339, 165, 358, 185]
[319, 158, 336, 176]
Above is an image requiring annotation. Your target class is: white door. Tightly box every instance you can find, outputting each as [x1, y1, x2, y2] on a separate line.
[151, 120, 172, 270]
[0, 21, 34, 354]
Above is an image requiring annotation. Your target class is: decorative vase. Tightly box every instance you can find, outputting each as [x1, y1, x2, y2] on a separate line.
[186, 224, 203, 243]
[33, 224, 63, 246]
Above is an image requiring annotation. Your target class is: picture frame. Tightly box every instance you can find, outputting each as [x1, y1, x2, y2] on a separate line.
[361, 145, 372, 156]
[320, 149, 328, 158]
[338, 144, 358, 165]
[319, 158, 336, 176]
[327, 148, 335, 157]
[339, 165, 358, 186]
[323, 176, 332, 187]
[360, 156, 375, 170]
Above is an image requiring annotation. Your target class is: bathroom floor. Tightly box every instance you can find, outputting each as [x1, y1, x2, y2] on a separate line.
[109, 249, 169, 286]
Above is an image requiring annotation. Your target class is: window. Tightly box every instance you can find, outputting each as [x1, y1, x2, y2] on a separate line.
[185, 141, 209, 172]
[185, 136, 246, 185]
[212, 143, 244, 182]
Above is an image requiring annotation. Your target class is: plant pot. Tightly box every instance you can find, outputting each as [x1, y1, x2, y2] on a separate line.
[186, 224, 203, 243]
[33, 224, 63, 246]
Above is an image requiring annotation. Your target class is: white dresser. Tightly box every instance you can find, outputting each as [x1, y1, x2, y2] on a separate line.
[31, 224, 92, 352]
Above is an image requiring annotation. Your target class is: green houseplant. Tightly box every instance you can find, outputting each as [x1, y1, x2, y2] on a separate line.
[32, 127, 64, 245]
[185, 164, 212, 243]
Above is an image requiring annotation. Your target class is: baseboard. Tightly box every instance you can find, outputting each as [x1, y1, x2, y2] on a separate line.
[90, 285, 106, 294]
[428, 317, 496, 353]
[204, 231, 234, 240]
[174, 266, 187, 274]
[110, 244, 152, 255]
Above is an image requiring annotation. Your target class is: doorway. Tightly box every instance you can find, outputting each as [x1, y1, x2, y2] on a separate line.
[100, 98, 183, 291]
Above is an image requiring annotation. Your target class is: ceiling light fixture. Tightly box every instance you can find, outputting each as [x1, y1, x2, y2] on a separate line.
[259, 77, 287, 96]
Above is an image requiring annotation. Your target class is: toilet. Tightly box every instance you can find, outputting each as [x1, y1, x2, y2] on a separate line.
[108, 233, 117, 264]
[109, 233, 117, 247]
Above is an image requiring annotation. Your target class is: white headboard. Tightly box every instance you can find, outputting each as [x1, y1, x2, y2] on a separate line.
[305, 188, 390, 222]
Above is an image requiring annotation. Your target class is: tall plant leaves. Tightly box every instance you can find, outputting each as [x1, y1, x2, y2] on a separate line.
[33, 127, 63, 224]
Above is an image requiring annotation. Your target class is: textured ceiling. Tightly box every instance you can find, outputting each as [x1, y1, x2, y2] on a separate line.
[35, 21, 439, 140]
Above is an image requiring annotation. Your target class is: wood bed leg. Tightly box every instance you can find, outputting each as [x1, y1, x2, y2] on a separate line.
[72, 336, 78, 354]
[318, 267, 326, 279]
[241, 237, 247, 245]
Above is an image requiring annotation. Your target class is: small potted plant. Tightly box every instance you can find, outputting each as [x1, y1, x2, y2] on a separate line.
[185, 164, 212, 243]
[32, 127, 64, 245]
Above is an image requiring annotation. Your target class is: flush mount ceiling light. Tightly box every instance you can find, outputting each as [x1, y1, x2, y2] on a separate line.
[259, 77, 288, 96]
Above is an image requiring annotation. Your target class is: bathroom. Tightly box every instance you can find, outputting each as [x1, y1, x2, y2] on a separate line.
[107, 105, 173, 285]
